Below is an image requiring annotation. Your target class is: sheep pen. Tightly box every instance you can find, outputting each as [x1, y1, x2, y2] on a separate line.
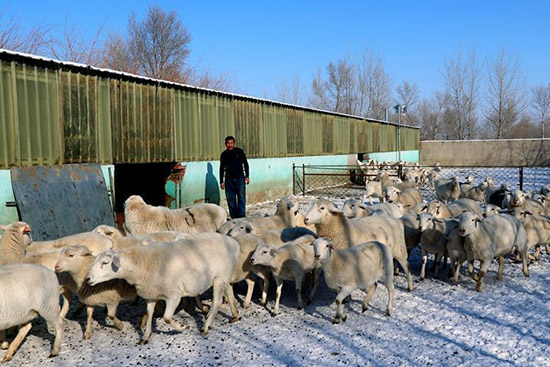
[6, 169, 550, 366]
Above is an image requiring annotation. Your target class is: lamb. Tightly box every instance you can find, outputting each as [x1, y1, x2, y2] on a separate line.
[93, 225, 182, 249]
[250, 235, 319, 315]
[0, 222, 32, 265]
[230, 234, 273, 308]
[435, 176, 461, 202]
[426, 198, 482, 219]
[86, 232, 240, 343]
[55, 245, 137, 340]
[0, 264, 63, 361]
[512, 209, 550, 260]
[399, 202, 428, 254]
[462, 182, 489, 203]
[383, 186, 422, 211]
[26, 231, 113, 255]
[304, 199, 413, 291]
[459, 174, 476, 196]
[482, 204, 502, 217]
[364, 180, 384, 205]
[342, 199, 403, 219]
[311, 238, 394, 323]
[457, 211, 530, 292]
[417, 213, 448, 279]
[511, 189, 546, 215]
[217, 218, 248, 235]
[124, 195, 227, 235]
[444, 218, 467, 283]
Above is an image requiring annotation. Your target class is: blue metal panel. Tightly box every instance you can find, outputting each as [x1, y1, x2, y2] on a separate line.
[10, 163, 115, 240]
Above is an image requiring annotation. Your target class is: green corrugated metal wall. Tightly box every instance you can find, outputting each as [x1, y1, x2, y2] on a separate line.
[0, 55, 419, 168]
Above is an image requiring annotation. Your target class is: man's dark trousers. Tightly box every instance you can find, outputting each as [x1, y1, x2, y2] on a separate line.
[225, 176, 246, 218]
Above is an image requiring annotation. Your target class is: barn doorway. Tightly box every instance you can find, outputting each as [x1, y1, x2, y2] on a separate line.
[114, 162, 176, 228]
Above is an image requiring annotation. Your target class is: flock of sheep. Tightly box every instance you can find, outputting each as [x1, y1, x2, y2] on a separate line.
[1, 161, 550, 362]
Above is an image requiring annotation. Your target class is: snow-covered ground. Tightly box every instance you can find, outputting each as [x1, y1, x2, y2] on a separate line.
[7, 195, 550, 367]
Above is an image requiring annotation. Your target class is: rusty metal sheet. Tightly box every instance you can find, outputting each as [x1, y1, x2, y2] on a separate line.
[10, 163, 115, 240]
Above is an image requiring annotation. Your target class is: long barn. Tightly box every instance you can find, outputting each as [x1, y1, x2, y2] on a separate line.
[0, 49, 419, 229]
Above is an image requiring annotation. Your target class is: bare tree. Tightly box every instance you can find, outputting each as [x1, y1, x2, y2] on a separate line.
[418, 91, 449, 140]
[126, 6, 191, 81]
[102, 33, 139, 73]
[44, 19, 104, 65]
[441, 49, 482, 139]
[0, 10, 49, 54]
[274, 72, 307, 105]
[485, 50, 527, 139]
[309, 51, 391, 119]
[395, 80, 419, 125]
[532, 83, 550, 138]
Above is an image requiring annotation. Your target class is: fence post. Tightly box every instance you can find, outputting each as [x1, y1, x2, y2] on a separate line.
[302, 164, 306, 196]
[519, 167, 524, 191]
[398, 164, 403, 180]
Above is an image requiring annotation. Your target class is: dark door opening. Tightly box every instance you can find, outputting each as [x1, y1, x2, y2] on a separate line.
[114, 162, 176, 225]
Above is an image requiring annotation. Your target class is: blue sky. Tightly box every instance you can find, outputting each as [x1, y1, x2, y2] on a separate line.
[3, 1, 550, 101]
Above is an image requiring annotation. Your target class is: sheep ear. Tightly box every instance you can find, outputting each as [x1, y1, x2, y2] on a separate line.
[0, 225, 6, 231]
[420, 205, 428, 212]
[433, 217, 444, 223]
[358, 203, 367, 210]
[286, 201, 295, 210]
[475, 217, 482, 223]
[269, 248, 279, 256]
[523, 210, 533, 217]
[104, 229, 115, 236]
[80, 247, 93, 257]
[245, 223, 254, 233]
[328, 206, 342, 214]
[111, 254, 121, 272]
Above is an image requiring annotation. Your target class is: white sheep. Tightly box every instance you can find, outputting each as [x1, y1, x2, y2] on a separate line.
[399, 202, 428, 254]
[55, 245, 138, 340]
[482, 204, 503, 217]
[0, 222, 32, 265]
[124, 195, 227, 235]
[417, 213, 448, 279]
[311, 238, 394, 323]
[383, 186, 422, 211]
[512, 209, 550, 260]
[459, 174, 476, 196]
[457, 211, 530, 292]
[377, 171, 416, 192]
[250, 235, 319, 315]
[217, 218, 248, 235]
[462, 182, 489, 203]
[86, 232, 240, 343]
[511, 189, 546, 215]
[93, 225, 182, 249]
[0, 264, 63, 361]
[304, 199, 413, 291]
[227, 221, 315, 247]
[426, 198, 482, 219]
[364, 180, 384, 205]
[26, 231, 114, 254]
[230, 234, 273, 308]
[342, 199, 403, 219]
[443, 218, 467, 284]
[435, 176, 461, 202]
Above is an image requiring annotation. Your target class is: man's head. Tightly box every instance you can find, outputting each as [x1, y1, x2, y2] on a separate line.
[225, 136, 235, 150]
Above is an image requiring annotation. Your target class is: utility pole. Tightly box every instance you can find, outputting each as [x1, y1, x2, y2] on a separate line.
[394, 105, 406, 162]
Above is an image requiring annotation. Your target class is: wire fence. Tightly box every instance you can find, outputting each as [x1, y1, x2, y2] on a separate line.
[292, 164, 550, 201]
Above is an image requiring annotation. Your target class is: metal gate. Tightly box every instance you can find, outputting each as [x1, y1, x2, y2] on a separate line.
[10, 163, 115, 240]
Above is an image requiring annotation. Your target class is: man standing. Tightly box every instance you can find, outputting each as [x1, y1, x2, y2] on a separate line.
[219, 136, 249, 218]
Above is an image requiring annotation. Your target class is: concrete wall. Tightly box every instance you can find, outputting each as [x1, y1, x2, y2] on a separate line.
[420, 139, 550, 167]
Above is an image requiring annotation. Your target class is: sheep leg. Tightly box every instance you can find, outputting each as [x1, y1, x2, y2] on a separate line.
[306, 267, 322, 305]
[273, 276, 283, 316]
[294, 273, 304, 310]
[195, 296, 209, 314]
[395, 256, 414, 291]
[59, 289, 73, 319]
[452, 259, 462, 284]
[106, 303, 123, 331]
[83, 306, 95, 340]
[162, 297, 187, 332]
[224, 284, 239, 323]
[42, 310, 63, 358]
[259, 273, 270, 307]
[533, 245, 541, 260]
[496, 256, 504, 281]
[140, 301, 157, 345]
[433, 252, 443, 277]
[2, 323, 32, 362]
[202, 278, 224, 335]
[384, 278, 395, 316]
[0, 331, 8, 350]
[362, 283, 377, 312]
[521, 248, 530, 277]
[475, 260, 490, 292]
[420, 249, 428, 280]
[545, 243, 550, 256]
[333, 288, 352, 324]
[242, 276, 255, 309]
